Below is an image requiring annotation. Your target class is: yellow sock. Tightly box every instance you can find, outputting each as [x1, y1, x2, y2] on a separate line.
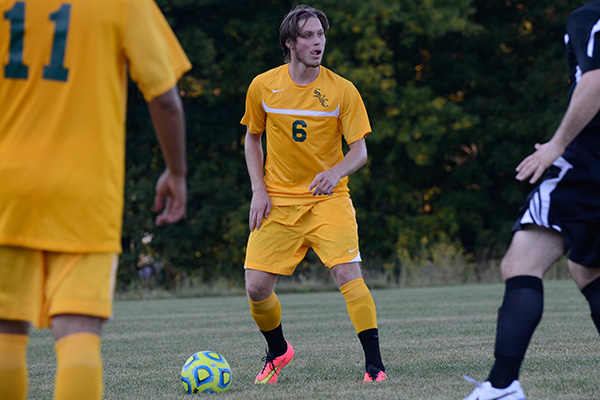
[0, 333, 28, 400]
[54, 333, 102, 400]
[341, 278, 378, 333]
[248, 292, 282, 332]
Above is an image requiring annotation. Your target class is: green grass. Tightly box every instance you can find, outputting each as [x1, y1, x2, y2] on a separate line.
[25, 280, 600, 399]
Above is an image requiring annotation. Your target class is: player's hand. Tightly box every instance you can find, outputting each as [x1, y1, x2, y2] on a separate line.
[249, 189, 272, 231]
[309, 169, 340, 196]
[515, 141, 564, 184]
[153, 169, 187, 226]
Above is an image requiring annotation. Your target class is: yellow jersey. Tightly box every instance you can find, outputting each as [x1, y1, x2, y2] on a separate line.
[241, 64, 371, 205]
[0, 0, 191, 252]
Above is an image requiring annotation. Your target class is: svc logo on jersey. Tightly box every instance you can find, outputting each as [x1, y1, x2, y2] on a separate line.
[313, 88, 329, 108]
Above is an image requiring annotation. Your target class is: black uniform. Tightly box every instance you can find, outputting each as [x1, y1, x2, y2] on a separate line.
[513, 0, 600, 267]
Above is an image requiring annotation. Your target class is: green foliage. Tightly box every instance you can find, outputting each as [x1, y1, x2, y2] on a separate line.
[120, 0, 587, 289]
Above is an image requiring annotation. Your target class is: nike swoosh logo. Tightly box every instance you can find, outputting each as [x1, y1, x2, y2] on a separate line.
[349, 248, 357, 253]
[272, 88, 283, 93]
[477, 391, 518, 400]
[265, 359, 287, 380]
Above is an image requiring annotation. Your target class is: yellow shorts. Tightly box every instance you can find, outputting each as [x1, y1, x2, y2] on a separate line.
[245, 196, 361, 275]
[0, 246, 118, 329]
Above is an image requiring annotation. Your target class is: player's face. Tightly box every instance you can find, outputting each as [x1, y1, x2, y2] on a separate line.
[288, 17, 326, 68]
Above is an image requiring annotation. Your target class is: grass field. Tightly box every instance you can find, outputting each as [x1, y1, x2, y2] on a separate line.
[25, 280, 599, 399]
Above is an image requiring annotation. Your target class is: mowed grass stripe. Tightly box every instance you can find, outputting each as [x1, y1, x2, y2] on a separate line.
[25, 280, 599, 399]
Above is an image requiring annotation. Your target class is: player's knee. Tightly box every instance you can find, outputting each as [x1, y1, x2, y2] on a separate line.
[0, 320, 29, 335]
[331, 263, 362, 287]
[568, 261, 600, 290]
[245, 270, 278, 301]
[245, 282, 272, 302]
[499, 248, 547, 281]
[499, 256, 514, 281]
[51, 314, 102, 342]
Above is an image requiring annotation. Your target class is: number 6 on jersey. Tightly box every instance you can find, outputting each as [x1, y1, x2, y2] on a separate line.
[292, 120, 307, 142]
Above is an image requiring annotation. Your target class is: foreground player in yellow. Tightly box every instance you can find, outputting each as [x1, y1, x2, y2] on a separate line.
[0, 1, 191, 399]
[241, 4, 386, 384]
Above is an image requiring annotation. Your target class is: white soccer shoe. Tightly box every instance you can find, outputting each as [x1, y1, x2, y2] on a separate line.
[462, 376, 526, 400]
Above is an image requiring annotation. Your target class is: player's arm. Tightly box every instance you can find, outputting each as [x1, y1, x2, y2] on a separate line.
[147, 85, 188, 226]
[245, 128, 271, 231]
[516, 68, 600, 184]
[309, 137, 368, 196]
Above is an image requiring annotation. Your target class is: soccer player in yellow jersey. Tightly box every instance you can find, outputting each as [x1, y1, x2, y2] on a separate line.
[241, 4, 387, 384]
[0, 0, 191, 399]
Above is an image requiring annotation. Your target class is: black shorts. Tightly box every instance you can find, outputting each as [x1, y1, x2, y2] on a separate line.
[513, 137, 600, 267]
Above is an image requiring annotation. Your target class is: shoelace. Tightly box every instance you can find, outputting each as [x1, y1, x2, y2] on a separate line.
[366, 365, 382, 381]
[260, 351, 276, 373]
[463, 375, 483, 387]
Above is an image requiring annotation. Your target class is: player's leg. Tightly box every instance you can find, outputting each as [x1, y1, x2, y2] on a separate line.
[245, 271, 281, 348]
[570, 261, 600, 334]
[490, 226, 563, 387]
[0, 246, 46, 400]
[46, 252, 117, 400]
[310, 197, 386, 381]
[244, 206, 307, 384]
[246, 269, 294, 384]
[331, 262, 386, 382]
[245, 270, 289, 359]
[0, 320, 29, 400]
[565, 212, 600, 334]
[464, 225, 563, 399]
[246, 271, 294, 384]
[52, 315, 103, 400]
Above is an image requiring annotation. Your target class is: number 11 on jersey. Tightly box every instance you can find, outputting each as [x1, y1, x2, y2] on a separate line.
[4, 2, 71, 82]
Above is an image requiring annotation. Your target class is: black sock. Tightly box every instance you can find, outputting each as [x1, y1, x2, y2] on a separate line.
[488, 276, 543, 388]
[261, 324, 287, 357]
[358, 328, 384, 371]
[581, 277, 600, 334]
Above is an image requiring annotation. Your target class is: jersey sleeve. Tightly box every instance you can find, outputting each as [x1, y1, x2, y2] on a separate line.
[339, 83, 371, 144]
[123, 0, 192, 101]
[240, 76, 267, 134]
[567, 11, 600, 74]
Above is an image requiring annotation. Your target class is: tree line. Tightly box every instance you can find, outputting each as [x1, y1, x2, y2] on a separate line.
[118, 0, 584, 290]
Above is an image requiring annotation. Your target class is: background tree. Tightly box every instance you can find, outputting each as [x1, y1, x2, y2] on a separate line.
[118, 0, 586, 290]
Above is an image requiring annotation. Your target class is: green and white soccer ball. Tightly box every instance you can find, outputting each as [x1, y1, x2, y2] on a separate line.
[181, 351, 232, 394]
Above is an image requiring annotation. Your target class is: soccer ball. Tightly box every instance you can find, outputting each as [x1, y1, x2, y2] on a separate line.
[181, 351, 232, 394]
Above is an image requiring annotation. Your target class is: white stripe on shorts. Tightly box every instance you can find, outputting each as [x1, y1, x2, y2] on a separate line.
[519, 156, 573, 231]
[349, 251, 362, 263]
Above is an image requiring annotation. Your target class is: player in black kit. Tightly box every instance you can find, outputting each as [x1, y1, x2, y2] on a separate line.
[462, 2, 600, 399]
